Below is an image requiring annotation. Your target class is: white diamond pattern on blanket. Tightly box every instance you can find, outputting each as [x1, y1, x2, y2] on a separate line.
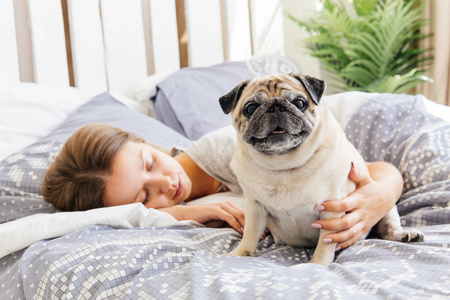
[8, 164, 25, 188]
[2, 224, 445, 299]
[0, 140, 62, 195]
[0, 141, 59, 223]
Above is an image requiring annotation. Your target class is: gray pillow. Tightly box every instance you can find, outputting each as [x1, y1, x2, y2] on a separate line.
[0, 93, 192, 223]
[152, 56, 301, 140]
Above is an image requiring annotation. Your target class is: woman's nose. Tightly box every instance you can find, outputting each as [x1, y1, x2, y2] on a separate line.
[153, 175, 174, 193]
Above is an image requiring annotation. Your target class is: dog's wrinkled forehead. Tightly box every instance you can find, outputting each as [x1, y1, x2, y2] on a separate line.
[243, 74, 309, 99]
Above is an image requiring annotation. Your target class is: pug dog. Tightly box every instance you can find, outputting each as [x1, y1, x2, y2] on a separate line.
[219, 73, 424, 267]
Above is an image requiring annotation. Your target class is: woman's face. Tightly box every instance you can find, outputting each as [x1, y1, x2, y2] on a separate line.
[104, 142, 192, 209]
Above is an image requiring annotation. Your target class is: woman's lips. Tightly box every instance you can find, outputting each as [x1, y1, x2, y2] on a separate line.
[174, 175, 183, 200]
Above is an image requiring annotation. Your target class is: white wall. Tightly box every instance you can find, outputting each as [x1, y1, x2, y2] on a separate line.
[280, 0, 321, 78]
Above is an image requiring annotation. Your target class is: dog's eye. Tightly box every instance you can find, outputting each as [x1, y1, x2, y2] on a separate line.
[243, 102, 259, 117]
[293, 98, 308, 111]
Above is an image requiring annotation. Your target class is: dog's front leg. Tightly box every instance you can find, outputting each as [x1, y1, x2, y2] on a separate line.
[310, 211, 344, 267]
[227, 199, 268, 256]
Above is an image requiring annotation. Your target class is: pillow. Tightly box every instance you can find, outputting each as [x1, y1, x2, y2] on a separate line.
[0, 82, 154, 162]
[152, 55, 301, 140]
[0, 93, 192, 223]
[0, 81, 95, 161]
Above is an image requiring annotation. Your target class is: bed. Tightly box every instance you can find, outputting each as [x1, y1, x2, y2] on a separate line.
[1, 1, 450, 299]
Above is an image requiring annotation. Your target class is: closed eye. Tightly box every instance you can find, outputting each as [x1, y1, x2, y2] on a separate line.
[139, 150, 153, 205]
[146, 157, 154, 172]
[142, 192, 150, 205]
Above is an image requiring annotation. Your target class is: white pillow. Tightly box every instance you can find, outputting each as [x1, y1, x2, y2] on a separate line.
[322, 91, 376, 130]
[322, 91, 450, 127]
[134, 73, 171, 118]
[186, 191, 245, 211]
[0, 81, 153, 161]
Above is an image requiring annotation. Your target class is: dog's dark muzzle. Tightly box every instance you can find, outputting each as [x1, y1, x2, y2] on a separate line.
[243, 103, 312, 155]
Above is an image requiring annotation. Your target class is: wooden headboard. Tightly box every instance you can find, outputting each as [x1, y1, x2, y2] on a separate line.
[0, 0, 285, 98]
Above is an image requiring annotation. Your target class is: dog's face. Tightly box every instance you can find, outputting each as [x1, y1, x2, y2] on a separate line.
[219, 73, 326, 155]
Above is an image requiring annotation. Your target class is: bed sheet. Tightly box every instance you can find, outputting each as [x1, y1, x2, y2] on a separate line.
[1, 92, 449, 299]
[1, 224, 449, 299]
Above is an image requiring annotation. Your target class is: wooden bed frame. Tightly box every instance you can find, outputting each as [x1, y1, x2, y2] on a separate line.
[0, 0, 288, 99]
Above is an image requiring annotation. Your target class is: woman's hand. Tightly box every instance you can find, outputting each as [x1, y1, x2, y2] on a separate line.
[312, 162, 403, 250]
[159, 202, 245, 234]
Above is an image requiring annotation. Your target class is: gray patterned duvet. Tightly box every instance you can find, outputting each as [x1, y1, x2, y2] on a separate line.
[1, 93, 449, 299]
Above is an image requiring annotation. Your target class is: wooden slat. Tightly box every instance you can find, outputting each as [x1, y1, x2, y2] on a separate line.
[221, 0, 252, 61]
[61, 0, 74, 87]
[67, 0, 107, 94]
[175, 0, 188, 68]
[0, 0, 20, 82]
[185, 0, 224, 67]
[100, 0, 148, 98]
[148, 0, 180, 74]
[249, 0, 284, 55]
[27, 0, 69, 87]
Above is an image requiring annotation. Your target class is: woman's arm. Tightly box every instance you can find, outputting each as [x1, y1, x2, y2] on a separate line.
[159, 202, 245, 234]
[312, 161, 403, 250]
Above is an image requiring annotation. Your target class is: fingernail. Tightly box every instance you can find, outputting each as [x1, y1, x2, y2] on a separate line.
[335, 246, 341, 252]
[323, 238, 333, 244]
[315, 205, 325, 211]
[311, 223, 322, 229]
[351, 161, 354, 168]
[240, 227, 244, 233]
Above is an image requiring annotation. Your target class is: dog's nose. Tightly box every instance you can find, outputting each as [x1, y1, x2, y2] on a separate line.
[267, 104, 286, 113]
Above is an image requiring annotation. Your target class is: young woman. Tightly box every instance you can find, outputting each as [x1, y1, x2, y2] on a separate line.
[42, 123, 404, 250]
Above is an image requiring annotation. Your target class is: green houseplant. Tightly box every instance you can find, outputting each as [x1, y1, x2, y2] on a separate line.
[288, 0, 433, 93]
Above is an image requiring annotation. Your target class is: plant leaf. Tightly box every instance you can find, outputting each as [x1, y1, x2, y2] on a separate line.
[288, 0, 433, 93]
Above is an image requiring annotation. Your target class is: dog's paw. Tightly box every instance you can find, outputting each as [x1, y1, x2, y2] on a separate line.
[385, 229, 425, 243]
[401, 229, 425, 242]
[225, 248, 254, 257]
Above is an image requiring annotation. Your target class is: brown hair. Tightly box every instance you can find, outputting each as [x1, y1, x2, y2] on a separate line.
[42, 123, 146, 211]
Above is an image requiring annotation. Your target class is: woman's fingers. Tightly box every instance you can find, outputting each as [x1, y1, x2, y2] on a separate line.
[316, 196, 359, 213]
[312, 205, 372, 249]
[349, 163, 371, 188]
[220, 202, 245, 226]
[201, 202, 245, 234]
[316, 164, 372, 212]
[323, 221, 368, 250]
[318, 164, 372, 213]
[334, 224, 368, 250]
[313, 210, 361, 232]
[217, 202, 245, 233]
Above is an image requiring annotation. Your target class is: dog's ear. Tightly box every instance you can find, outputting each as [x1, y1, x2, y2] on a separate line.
[219, 80, 250, 114]
[289, 73, 326, 106]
